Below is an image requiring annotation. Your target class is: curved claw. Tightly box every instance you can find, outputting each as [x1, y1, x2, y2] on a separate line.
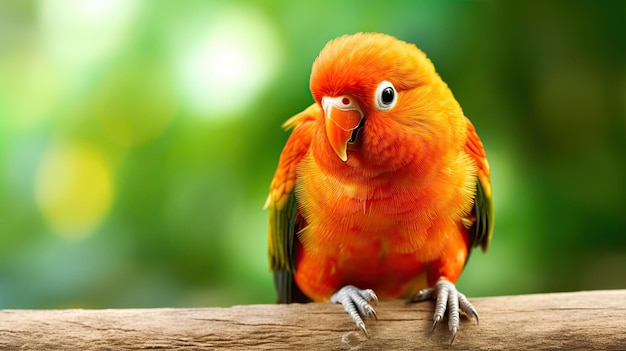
[411, 286, 436, 302]
[410, 279, 479, 344]
[459, 292, 480, 324]
[450, 326, 458, 344]
[430, 315, 442, 332]
[330, 285, 378, 338]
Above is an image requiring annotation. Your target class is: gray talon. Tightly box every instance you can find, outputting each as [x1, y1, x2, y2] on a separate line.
[357, 320, 369, 338]
[459, 292, 479, 324]
[331, 285, 378, 338]
[411, 279, 478, 343]
[450, 326, 458, 345]
[431, 315, 441, 332]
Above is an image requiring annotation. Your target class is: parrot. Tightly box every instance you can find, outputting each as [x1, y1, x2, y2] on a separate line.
[265, 32, 493, 342]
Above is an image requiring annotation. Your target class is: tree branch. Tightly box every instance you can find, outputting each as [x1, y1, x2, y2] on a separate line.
[2, 290, 625, 350]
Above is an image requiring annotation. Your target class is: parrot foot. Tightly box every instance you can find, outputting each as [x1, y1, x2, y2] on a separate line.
[410, 279, 478, 344]
[330, 285, 379, 338]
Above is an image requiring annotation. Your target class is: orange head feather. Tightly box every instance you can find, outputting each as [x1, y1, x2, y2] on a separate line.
[308, 33, 467, 174]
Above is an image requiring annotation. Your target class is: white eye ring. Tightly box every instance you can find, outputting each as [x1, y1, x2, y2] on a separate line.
[374, 80, 397, 111]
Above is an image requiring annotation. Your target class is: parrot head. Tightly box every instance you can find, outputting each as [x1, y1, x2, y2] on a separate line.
[309, 33, 460, 165]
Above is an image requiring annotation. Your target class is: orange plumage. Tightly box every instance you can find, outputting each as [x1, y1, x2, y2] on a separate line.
[266, 33, 493, 340]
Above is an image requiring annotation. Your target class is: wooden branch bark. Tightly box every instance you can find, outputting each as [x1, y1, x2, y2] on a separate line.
[1, 290, 625, 350]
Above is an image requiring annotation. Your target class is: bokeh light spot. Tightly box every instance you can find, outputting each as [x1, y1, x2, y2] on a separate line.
[0, 52, 61, 132]
[38, 0, 141, 74]
[169, 5, 282, 119]
[35, 143, 114, 239]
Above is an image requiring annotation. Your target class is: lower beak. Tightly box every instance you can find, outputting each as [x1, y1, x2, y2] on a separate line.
[324, 105, 363, 162]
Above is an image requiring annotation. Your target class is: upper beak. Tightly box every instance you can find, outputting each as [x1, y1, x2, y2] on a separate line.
[322, 96, 364, 162]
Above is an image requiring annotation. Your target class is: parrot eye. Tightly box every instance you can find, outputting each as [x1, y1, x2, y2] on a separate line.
[374, 80, 397, 111]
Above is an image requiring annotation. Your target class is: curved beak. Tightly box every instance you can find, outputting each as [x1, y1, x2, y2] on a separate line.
[322, 96, 364, 162]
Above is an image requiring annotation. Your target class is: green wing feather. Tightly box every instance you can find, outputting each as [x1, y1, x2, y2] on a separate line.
[464, 117, 494, 252]
[471, 177, 494, 252]
[266, 104, 319, 303]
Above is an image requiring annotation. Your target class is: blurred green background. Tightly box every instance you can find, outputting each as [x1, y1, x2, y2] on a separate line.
[0, 0, 624, 309]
